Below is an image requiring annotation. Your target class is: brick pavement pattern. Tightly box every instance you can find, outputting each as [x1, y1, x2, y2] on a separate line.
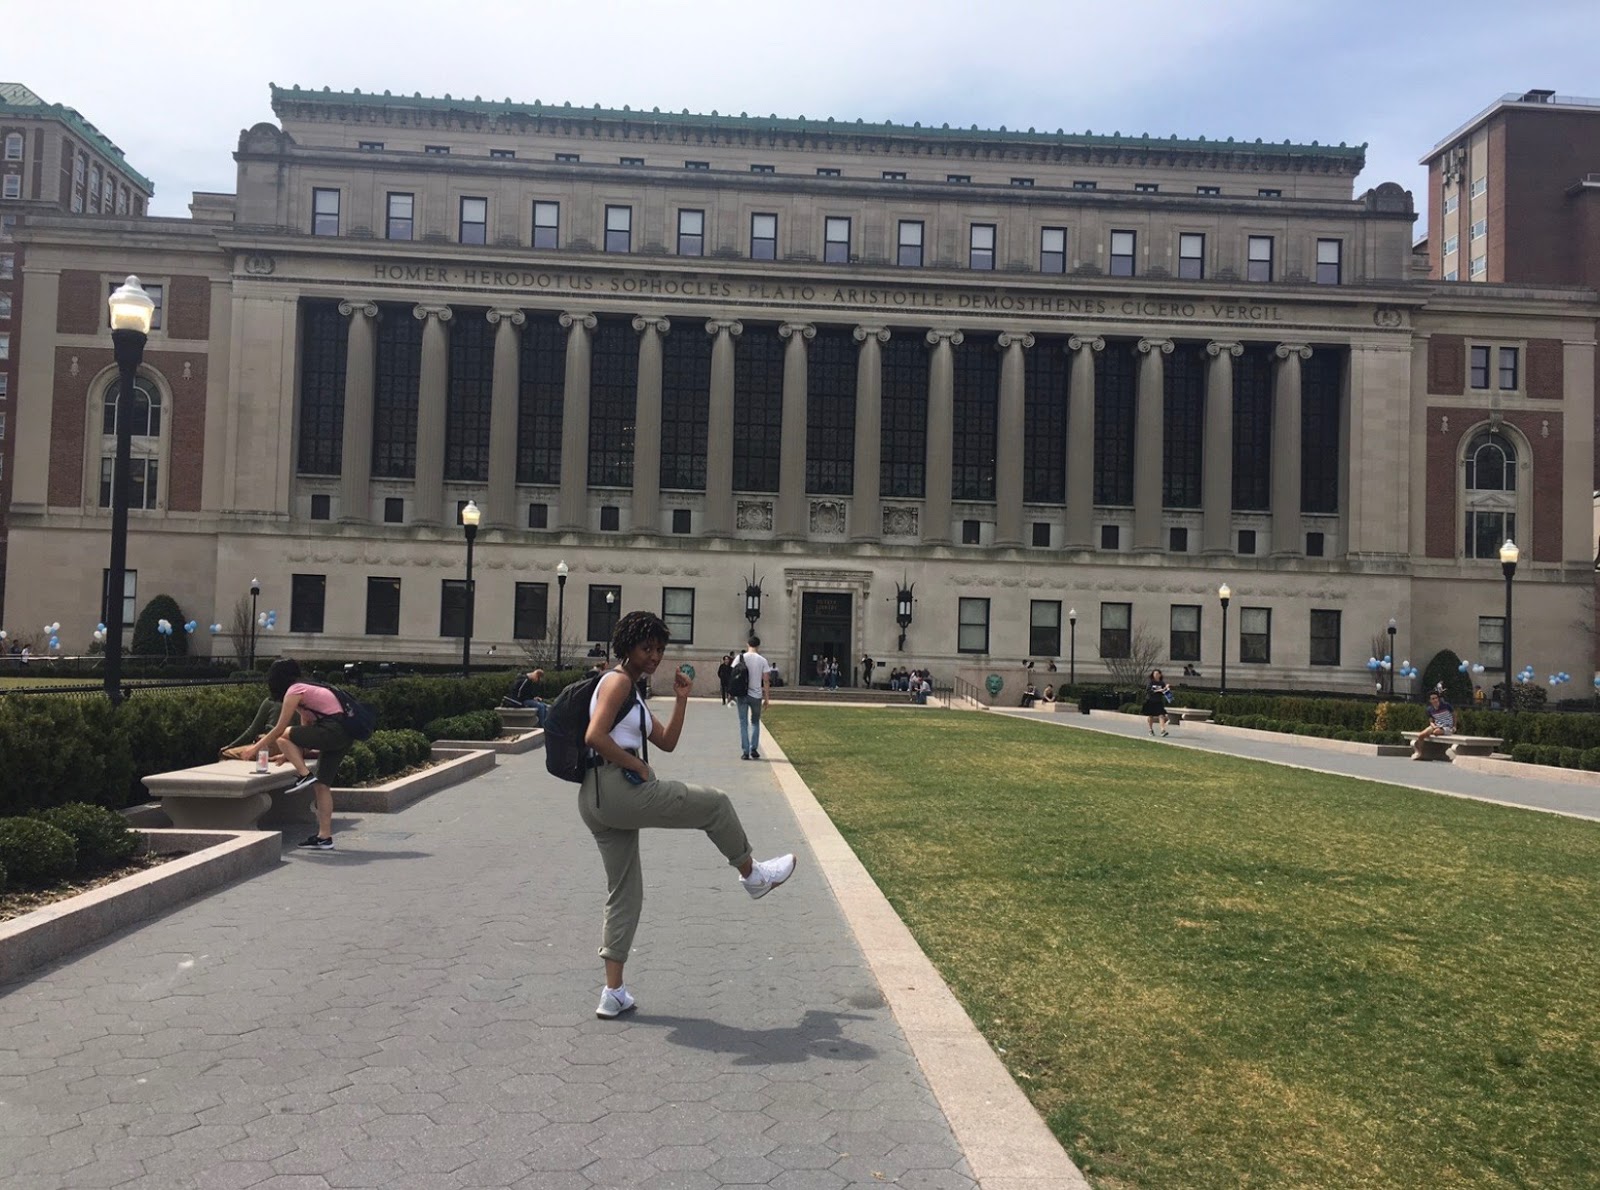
[0, 704, 978, 1190]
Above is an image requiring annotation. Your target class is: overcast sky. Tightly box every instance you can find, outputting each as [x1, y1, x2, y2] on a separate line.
[10, 0, 1598, 225]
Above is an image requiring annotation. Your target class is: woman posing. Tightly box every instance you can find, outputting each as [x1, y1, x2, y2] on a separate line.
[1143, 669, 1172, 737]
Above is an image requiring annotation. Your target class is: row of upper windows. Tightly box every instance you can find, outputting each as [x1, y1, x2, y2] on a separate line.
[312, 188, 1346, 282]
[347, 141, 1286, 195]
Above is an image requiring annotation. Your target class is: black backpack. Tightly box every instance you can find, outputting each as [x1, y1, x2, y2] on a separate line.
[310, 683, 378, 741]
[728, 657, 751, 699]
[544, 669, 646, 783]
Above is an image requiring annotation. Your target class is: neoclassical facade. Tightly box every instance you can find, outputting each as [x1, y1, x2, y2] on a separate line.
[7, 88, 1598, 691]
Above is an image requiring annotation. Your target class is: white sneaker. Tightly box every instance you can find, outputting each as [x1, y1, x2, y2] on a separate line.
[595, 985, 636, 1019]
[742, 853, 797, 899]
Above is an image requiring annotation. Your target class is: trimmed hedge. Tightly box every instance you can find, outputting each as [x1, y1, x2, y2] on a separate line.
[0, 818, 77, 887]
[423, 710, 502, 742]
[0, 858, 7, 891]
[35, 803, 138, 870]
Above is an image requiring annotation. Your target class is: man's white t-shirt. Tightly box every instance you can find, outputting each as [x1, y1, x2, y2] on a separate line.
[740, 650, 772, 698]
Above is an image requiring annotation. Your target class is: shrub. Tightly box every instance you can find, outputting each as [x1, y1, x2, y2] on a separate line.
[1582, 748, 1600, 772]
[367, 732, 399, 776]
[35, 803, 138, 870]
[130, 594, 190, 659]
[0, 817, 77, 886]
[423, 710, 501, 741]
[336, 741, 378, 785]
[1511, 743, 1537, 764]
[1422, 650, 1472, 706]
[0, 858, 7, 890]
[1535, 745, 1562, 768]
[1559, 747, 1584, 770]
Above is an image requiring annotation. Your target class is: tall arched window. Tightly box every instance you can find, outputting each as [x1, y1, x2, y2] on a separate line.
[102, 378, 161, 437]
[1463, 430, 1516, 558]
[99, 377, 162, 509]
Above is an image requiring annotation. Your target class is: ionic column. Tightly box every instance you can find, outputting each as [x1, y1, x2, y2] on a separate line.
[923, 329, 964, 546]
[1272, 343, 1312, 556]
[1202, 341, 1242, 554]
[486, 308, 525, 528]
[336, 300, 379, 523]
[412, 304, 453, 525]
[775, 322, 814, 539]
[851, 325, 889, 541]
[631, 315, 671, 535]
[704, 319, 741, 536]
[1064, 335, 1103, 548]
[1134, 337, 1174, 552]
[995, 331, 1034, 547]
[557, 311, 597, 531]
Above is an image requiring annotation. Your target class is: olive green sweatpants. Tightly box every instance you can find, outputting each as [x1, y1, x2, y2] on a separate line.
[577, 762, 753, 962]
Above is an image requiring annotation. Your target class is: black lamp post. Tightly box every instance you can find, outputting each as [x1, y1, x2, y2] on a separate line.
[103, 277, 155, 707]
[248, 578, 260, 670]
[1068, 608, 1077, 687]
[744, 571, 763, 629]
[1218, 583, 1232, 697]
[895, 578, 914, 651]
[555, 560, 568, 669]
[1387, 617, 1397, 700]
[460, 500, 480, 679]
[1501, 538, 1519, 709]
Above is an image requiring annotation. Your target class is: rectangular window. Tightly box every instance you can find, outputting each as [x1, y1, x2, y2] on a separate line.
[961, 519, 981, 545]
[947, 174, 971, 183]
[1100, 524, 1120, 550]
[750, 164, 775, 174]
[1196, 185, 1221, 195]
[1032, 521, 1051, 548]
[1466, 510, 1514, 559]
[1444, 194, 1458, 214]
[605, 205, 632, 253]
[1470, 256, 1487, 278]
[1479, 616, 1505, 671]
[1498, 346, 1519, 390]
[1470, 345, 1490, 389]
[1169, 527, 1188, 552]
[0, 374, 7, 398]
[1309, 609, 1340, 666]
[514, 582, 549, 640]
[459, 196, 487, 245]
[1030, 600, 1062, 657]
[672, 508, 691, 534]
[439, 579, 469, 638]
[684, 160, 709, 170]
[310, 493, 330, 520]
[1072, 180, 1097, 191]
[1170, 605, 1200, 662]
[958, 598, 990, 654]
[101, 568, 136, 627]
[0, 332, 8, 359]
[1444, 269, 1459, 282]
[1134, 182, 1159, 193]
[425, 145, 449, 155]
[969, 223, 995, 270]
[824, 216, 851, 263]
[1109, 230, 1136, 276]
[619, 156, 644, 166]
[489, 149, 515, 159]
[897, 220, 924, 267]
[1238, 528, 1257, 555]
[2, 135, 20, 161]
[1100, 602, 1131, 659]
[527, 502, 548, 529]
[600, 505, 620, 531]
[385, 192, 413, 241]
[1470, 218, 1487, 241]
[1306, 531, 1325, 557]
[750, 212, 778, 260]
[0, 252, 12, 279]
[882, 170, 906, 181]
[290, 574, 326, 634]
[1258, 188, 1282, 198]
[663, 587, 695, 644]
[587, 584, 621, 643]
[0, 295, 9, 320]
[312, 188, 340, 236]
[533, 200, 559, 249]
[816, 167, 841, 177]
[1471, 176, 1487, 197]
[1011, 177, 1034, 188]
[98, 457, 159, 509]
[1443, 234, 1458, 256]
[1040, 227, 1066, 274]
[365, 577, 401, 635]
[358, 140, 383, 151]
[555, 152, 580, 163]
[1178, 232, 1205, 279]
[1315, 238, 1342, 284]
[677, 208, 704, 256]
[1240, 607, 1271, 663]
[383, 497, 403, 523]
[2, 175, 19, 200]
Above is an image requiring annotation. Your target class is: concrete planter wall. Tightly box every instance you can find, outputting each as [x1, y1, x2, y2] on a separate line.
[429, 729, 543, 756]
[332, 747, 497, 812]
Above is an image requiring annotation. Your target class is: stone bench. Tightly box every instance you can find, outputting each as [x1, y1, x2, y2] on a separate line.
[142, 761, 312, 830]
[1165, 707, 1214, 722]
[1401, 732, 1503, 761]
[498, 706, 544, 732]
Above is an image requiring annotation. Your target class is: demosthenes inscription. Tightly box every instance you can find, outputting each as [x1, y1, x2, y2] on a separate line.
[367, 262, 1287, 323]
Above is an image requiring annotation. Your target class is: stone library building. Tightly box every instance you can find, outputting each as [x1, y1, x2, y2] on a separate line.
[7, 86, 1597, 692]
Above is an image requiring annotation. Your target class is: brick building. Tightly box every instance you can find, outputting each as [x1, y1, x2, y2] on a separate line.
[0, 82, 153, 620]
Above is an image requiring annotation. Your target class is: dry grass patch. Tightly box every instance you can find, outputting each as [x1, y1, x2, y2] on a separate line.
[769, 706, 1600, 1190]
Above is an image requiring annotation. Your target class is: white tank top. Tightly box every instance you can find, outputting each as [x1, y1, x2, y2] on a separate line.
[588, 670, 653, 751]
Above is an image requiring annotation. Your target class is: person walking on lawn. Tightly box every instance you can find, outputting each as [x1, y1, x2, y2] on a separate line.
[256, 658, 352, 850]
[579, 611, 796, 1019]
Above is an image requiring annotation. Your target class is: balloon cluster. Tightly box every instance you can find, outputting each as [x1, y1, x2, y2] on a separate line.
[42, 621, 61, 651]
[209, 623, 223, 634]
[1366, 653, 1393, 672]
[257, 610, 278, 633]
[1516, 665, 1536, 685]
[183, 620, 198, 634]
[1456, 660, 1487, 675]
[156, 618, 173, 636]
[1397, 660, 1420, 681]
[92, 621, 107, 645]
[1548, 671, 1573, 687]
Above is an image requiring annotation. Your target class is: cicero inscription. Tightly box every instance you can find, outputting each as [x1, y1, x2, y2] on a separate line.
[368, 262, 1287, 323]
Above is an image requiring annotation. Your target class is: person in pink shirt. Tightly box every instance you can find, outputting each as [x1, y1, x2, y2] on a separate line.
[257, 658, 352, 849]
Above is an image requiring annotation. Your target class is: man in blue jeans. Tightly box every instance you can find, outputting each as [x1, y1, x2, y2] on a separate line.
[733, 636, 773, 759]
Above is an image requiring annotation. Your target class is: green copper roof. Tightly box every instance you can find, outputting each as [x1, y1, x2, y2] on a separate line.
[0, 83, 154, 195]
[270, 85, 1367, 165]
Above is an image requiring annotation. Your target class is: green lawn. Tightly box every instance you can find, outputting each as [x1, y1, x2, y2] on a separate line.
[768, 707, 1600, 1190]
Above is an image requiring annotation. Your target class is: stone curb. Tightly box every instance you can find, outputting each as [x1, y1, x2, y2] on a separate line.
[430, 728, 544, 754]
[762, 730, 1092, 1190]
[1085, 710, 1412, 756]
[1451, 753, 1600, 787]
[0, 828, 281, 986]
[332, 746, 498, 812]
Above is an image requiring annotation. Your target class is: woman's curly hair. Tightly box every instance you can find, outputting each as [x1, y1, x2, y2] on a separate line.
[612, 610, 671, 659]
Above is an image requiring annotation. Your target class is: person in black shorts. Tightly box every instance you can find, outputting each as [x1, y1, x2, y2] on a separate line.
[1143, 669, 1172, 737]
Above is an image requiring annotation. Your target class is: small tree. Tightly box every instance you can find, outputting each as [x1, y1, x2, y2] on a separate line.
[1103, 626, 1166, 694]
[1421, 648, 1472, 705]
[130, 594, 188, 659]
[227, 595, 255, 666]
[517, 633, 590, 674]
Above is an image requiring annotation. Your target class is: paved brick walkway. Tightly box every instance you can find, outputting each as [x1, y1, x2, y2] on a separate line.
[0, 704, 982, 1190]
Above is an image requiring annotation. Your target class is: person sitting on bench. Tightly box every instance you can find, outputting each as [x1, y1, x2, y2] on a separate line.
[504, 669, 551, 728]
[1411, 691, 1456, 760]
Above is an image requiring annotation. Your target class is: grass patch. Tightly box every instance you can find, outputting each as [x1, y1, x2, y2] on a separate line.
[769, 707, 1600, 1189]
